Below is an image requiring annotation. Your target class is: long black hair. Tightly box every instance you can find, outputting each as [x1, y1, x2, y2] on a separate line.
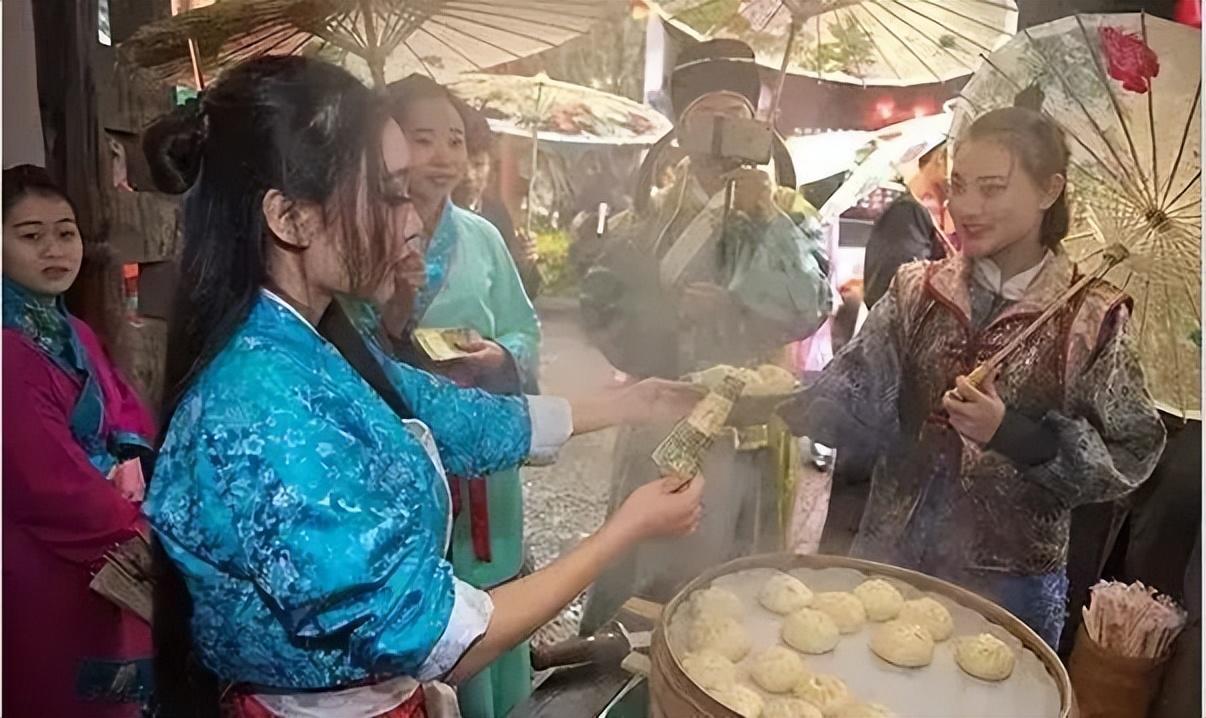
[141, 55, 393, 715]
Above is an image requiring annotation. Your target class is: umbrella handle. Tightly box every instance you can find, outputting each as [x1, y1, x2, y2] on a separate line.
[524, 82, 545, 239]
[965, 245, 1129, 390]
[187, 38, 205, 91]
[767, 15, 803, 127]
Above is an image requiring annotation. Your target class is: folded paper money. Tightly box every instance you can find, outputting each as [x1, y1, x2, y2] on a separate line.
[413, 328, 476, 362]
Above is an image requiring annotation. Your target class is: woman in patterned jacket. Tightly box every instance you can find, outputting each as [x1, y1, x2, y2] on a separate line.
[779, 107, 1165, 647]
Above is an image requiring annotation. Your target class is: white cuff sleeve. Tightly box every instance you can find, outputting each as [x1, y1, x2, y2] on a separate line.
[416, 579, 494, 681]
[526, 395, 573, 467]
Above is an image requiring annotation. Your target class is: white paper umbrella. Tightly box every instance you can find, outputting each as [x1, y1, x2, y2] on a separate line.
[447, 72, 673, 146]
[784, 129, 873, 185]
[659, 0, 1019, 87]
[818, 109, 951, 223]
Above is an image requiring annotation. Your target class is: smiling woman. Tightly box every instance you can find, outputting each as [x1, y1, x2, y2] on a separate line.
[779, 107, 1166, 650]
[2, 165, 156, 718]
[386, 73, 546, 718]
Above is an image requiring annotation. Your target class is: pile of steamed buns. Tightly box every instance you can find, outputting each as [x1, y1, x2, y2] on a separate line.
[679, 573, 1017, 718]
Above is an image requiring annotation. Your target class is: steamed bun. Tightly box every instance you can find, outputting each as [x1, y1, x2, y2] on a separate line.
[749, 646, 807, 694]
[759, 572, 814, 615]
[709, 683, 765, 718]
[898, 597, 954, 642]
[752, 364, 797, 395]
[691, 586, 744, 619]
[782, 608, 841, 654]
[681, 649, 738, 691]
[811, 592, 867, 634]
[765, 697, 824, 718]
[955, 633, 1016, 681]
[792, 673, 850, 716]
[689, 614, 752, 662]
[853, 579, 904, 622]
[870, 620, 935, 668]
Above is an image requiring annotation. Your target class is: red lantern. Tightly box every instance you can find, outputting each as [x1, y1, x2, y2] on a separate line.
[1175, 0, 1201, 28]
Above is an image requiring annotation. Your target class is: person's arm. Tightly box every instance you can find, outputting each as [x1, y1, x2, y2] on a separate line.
[1012, 311, 1165, 505]
[776, 289, 905, 463]
[449, 475, 704, 682]
[2, 335, 145, 567]
[149, 372, 484, 680]
[377, 355, 699, 475]
[945, 307, 1165, 506]
[150, 367, 704, 683]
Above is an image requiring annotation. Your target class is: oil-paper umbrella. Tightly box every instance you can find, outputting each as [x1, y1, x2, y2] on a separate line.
[447, 72, 673, 238]
[119, 0, 625, 89]
[952, 13, 1201, 418]
[658, 0, 1019, 87]
[447, 72, 674, 146]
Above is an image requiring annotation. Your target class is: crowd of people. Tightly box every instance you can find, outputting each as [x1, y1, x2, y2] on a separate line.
[1, 35, 1198, 718]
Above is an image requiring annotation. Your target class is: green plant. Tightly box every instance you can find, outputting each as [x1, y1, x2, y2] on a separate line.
[534, 228, 578, 296]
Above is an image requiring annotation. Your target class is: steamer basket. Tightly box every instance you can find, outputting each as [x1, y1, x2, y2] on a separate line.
[649, 553, 1077, 718]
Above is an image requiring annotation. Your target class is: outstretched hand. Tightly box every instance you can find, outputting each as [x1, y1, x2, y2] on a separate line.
[620, 378, 707, 425]
[610, 475, 705, 544]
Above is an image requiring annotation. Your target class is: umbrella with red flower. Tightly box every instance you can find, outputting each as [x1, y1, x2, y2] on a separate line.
[952, 13, 1201, 418]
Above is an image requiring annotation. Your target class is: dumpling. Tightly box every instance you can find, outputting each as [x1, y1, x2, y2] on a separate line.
[681, 649, 738, 690]
[759, 572, 814, 615]
[955, 633, 1016, 681]
[782, 608, 841, 654]
[793, 673, 850, 716]
[709, 683, 765, 718]
[811, 592, 867, 634]
[752, 364, 797, 395]
[835, 702, 896, 718]
[852, 579, 904, 622]
[765, 697, 824, 718]
[898, 597, 954, 642]
[870, 620, 935, 668]
[749, 646, 807, 694]
[689, 614, 752, 662]
[691, 586, 744, 619]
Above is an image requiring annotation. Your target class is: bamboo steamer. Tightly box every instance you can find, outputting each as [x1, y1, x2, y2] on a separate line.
[649, 553, 1078, 718]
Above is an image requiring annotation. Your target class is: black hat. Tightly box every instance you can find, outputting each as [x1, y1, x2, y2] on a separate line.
[670, 39, 761, 121]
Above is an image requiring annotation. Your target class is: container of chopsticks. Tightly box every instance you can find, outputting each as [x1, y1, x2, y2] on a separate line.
[1068, 580, 1188, 718]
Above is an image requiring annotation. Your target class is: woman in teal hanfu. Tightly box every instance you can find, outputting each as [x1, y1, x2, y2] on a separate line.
[384, 75, 544, 718]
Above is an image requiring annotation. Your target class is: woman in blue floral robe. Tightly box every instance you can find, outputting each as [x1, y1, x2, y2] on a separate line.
[140, 57, 703, 718]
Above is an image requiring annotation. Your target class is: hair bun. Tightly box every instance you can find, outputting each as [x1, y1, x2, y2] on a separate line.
[142, 98, 207, 194]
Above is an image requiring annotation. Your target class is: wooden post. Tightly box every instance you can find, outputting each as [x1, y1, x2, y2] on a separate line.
[32, 0, 119, 345]
[32, 0, 176, 411]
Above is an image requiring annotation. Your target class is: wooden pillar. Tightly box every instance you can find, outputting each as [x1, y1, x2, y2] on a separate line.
[32, 0, 119, 345]
[32, 0, 176, 411]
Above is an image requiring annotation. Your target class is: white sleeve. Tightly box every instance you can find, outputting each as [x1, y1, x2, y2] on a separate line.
[526, 395, 574, 467]
[416, 579, 494, 681]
